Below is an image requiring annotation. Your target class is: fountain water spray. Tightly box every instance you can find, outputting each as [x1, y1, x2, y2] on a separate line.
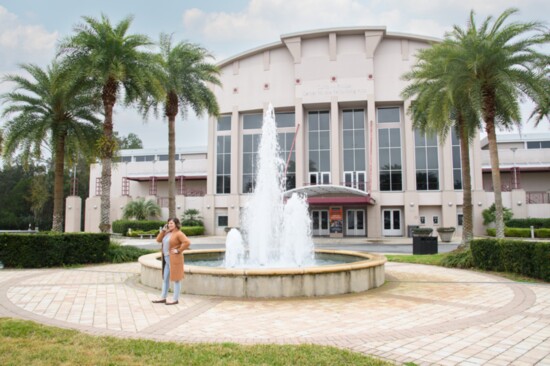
[225, 104, 314, 268]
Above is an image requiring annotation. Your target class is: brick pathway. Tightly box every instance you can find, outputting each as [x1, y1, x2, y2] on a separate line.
[0, 262, 549, 365]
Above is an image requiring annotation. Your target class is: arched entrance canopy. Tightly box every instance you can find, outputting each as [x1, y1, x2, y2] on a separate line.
[283, 185, 375, 205]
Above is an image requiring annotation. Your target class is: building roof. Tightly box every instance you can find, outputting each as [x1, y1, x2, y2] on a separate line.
[217, 26, 441, 68]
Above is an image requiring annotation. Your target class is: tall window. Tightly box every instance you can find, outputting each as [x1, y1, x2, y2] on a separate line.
[415, 130, 439, 190]
[342, 109, 366, 190]
[216, 136, 231, 194]
[278, 132, 296, 190]
[452, 129, 462, 190]
[378, 128, 402, 191]
[242, 113, 262, 193]
[308, 111, 330, 184]
[241, 112, 295, 193]
[216, 115, 231, 194]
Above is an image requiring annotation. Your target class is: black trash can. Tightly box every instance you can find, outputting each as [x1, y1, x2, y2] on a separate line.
[412, 236, 438, 255]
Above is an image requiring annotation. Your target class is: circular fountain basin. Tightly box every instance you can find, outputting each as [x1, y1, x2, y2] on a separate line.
[139, 249, 386, 298]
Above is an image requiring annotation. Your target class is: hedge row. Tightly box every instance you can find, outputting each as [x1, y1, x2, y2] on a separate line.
[0, 233, 110, 268]
[112, 220, 205, 237]
[112, 220, 166, 235]
[471, 239, 550, 281]
[505, 218, 550, 229]
[486, 227, 550, 238]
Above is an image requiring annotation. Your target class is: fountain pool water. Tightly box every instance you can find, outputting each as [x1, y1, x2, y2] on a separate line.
[139, 104, 386, 297]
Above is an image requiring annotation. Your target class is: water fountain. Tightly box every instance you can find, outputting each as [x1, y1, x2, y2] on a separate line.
[225, 105, 314, 268]
[140, 105, 386, 297]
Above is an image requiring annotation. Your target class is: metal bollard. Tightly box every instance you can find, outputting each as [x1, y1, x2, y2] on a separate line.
[530, 225, 535, 239]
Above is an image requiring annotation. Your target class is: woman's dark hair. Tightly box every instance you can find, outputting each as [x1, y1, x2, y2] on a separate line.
[168, 217, 181, 229]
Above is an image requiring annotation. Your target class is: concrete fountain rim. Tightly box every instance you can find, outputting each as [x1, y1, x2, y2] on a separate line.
[139, 249, 387, 276]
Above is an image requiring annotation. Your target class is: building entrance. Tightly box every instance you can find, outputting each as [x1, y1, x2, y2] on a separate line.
[345, 209, 366, 236]
[311, 209, 329, 236]
[382, 209, 402, 236]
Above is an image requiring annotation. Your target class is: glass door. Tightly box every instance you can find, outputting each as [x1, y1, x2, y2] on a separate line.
[312, 210, 329, 236]
[382, 209, 402, 236]
[346, 209, 366, 236]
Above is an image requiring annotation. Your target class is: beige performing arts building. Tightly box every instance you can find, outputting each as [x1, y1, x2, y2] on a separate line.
[82, 27, 550, 238]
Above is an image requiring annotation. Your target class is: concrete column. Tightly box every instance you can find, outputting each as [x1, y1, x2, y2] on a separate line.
[294, 99, 305, 187]
[84, 196, 101, 232]
[330, 96, 340, 185]
[65, 196, 82, 232]
[511, 189, 527, 218]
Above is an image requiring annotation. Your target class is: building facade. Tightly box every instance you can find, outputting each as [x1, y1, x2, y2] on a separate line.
[82, 27, 550, 237]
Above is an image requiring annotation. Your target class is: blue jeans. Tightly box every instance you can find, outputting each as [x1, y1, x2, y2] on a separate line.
[160, 257, 181, 301]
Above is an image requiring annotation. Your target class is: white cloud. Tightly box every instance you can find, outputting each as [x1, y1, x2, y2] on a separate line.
[182, 0, 549, 50]
[0, 6, 58, 67]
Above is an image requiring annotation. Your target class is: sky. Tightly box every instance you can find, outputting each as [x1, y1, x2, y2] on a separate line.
[0, 0, 548, 150]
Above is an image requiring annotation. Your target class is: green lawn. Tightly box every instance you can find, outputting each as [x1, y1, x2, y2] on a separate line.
[0, 318, 393, 366]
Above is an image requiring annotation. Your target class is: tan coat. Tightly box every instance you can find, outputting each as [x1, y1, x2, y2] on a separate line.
[156, 229, 191, 281]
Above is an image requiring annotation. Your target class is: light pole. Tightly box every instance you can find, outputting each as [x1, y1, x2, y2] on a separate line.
[510, 147, 518, 189]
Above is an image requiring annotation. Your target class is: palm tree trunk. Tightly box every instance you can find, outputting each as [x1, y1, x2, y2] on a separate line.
[51, 133, 66, 232]
[166, 91, 178, 219]
[483, 88, 505, 238]
[99, 78, 117, 233]
[458, 121, 473, 247]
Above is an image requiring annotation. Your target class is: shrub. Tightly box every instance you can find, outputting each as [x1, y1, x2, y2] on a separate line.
[505, 218, 550, 229]
[181, 226, 205, 236]
[412, 227, 433, 237]
[482, 203, 513, 225]
[440, 249, 473, 269]
[181, 209, 204, 227]
[112, 220, 165, 235]
[470, 238, 549, 281]
[486, 227, 550, 238]
[106, 242, 155, 263]
[0, 233, 109, 268]
[122, 198, 161, 220]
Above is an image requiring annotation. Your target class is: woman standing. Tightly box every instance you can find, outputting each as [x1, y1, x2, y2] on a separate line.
[152, 217, 191, 305]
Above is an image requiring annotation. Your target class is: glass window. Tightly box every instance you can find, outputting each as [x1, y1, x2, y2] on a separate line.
[158, 154, 169, 161]
[242, 134, 259, 193]
[377, 107, 400, 123]
[217, 115, 231, 131]
[278, 132, 296, 190]
[378, 128, 402, 191]
[452, 129, 463, 190]
[216, 136, 231, 194]
[342, 110, 366, 189]
[218, 216, 228, 227]
[308, 111, 330, 184]
[243, 113, 262, 130]
[414, 130, 439, 190]
[433, 216, 439, 225]
[135, 155, 155, 162]
[458, 214, 464, 226]
[275, 112, 295, 128]
[120, 156, 132, 163]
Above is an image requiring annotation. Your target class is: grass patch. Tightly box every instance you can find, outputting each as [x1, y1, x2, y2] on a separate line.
[386, 251, 544, 283]
[0, 318, 392, 366]
[385, 254, 444, 266]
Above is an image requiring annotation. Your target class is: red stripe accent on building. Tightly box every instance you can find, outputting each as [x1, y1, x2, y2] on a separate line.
[307, 196, 374, 205]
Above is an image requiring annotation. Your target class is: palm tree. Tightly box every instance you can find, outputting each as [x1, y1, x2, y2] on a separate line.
[155, 34, 220, 218]
[402, 41, 481, 246]
[445, 8, 549, 238]
[1, 62, 101, 231]
[122, 198, 161, 220]
[58, 14, 163, 232]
